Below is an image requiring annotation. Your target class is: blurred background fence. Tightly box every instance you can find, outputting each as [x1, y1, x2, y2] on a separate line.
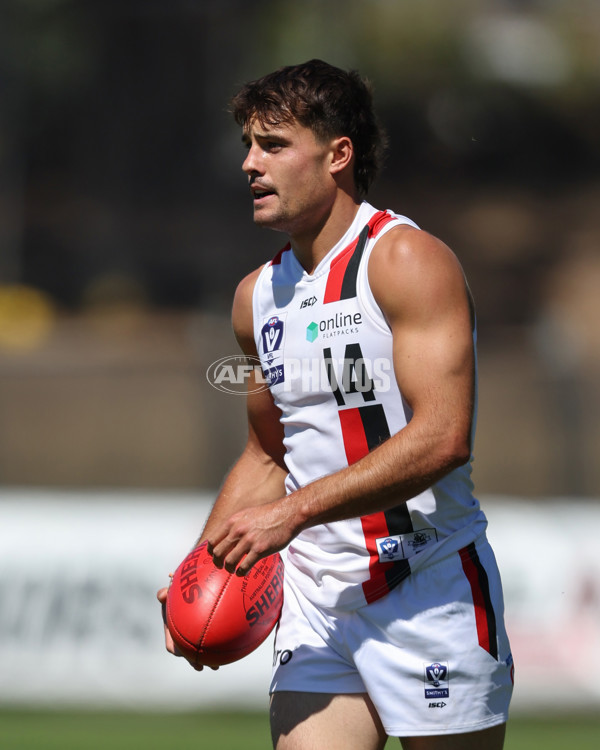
[1, 490, 599, 716]
[0, 0, 599, 715]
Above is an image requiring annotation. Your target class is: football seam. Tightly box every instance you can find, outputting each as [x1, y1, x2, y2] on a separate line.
[198, 557, 276, 653]
[166, 609, 200, 650]
[167, 568, 249, 652]
[166, 587, 230, 669]
[168, 554, 282, 666]
[200, 573, 234, 650]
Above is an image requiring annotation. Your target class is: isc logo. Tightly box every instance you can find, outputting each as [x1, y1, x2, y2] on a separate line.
[300, 296, 317, 308]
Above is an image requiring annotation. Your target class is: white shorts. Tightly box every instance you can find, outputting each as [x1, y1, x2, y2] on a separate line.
[270, 538, 514, 737]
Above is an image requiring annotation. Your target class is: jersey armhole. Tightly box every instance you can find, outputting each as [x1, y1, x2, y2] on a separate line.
[356, 217, 418, 334]
[251, 262, 274, 353]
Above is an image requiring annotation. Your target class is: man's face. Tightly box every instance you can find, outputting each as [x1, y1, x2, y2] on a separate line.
[241, 117, 337, 236]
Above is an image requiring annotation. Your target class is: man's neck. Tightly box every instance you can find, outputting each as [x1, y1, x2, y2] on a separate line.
[289, 195, 362, 275]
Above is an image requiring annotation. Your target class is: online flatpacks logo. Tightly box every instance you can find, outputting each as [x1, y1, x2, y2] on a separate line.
[307, 312, 362, 342]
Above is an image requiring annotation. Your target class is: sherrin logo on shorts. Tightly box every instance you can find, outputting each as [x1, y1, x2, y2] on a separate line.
[424, 661, 449, 699]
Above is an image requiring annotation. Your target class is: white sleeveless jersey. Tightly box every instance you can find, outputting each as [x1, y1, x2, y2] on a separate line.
[253, 201, 488, 610]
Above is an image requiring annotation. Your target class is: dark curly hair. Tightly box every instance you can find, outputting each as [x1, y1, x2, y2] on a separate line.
[230, 59, 388, 197]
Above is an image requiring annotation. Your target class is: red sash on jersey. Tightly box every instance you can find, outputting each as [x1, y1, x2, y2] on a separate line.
[324, 210, 394, 304]
[329, 214, 415, 604]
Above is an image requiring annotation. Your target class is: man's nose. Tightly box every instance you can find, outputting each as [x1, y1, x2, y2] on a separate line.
[242, 144, 262, 176]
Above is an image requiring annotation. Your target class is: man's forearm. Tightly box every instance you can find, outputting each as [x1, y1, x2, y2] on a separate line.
[288, 417, 470, 536]
[198, 444, 287, 545]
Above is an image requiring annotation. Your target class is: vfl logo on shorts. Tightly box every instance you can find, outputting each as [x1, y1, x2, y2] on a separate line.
[424, 661, 449, 699]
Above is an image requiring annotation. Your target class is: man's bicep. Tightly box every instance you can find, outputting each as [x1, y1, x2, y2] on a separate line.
[246, 372, 287, 470]
[371, 229, 475, 430]
[230, 265, 286, 470]
[392, 306, 475, 420]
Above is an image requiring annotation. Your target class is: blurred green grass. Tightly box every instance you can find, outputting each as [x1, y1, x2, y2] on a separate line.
[0, 710, 598, 749]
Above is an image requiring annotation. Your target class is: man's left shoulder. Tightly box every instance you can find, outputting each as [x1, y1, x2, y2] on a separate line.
[371, 223, 459, 272]
[368, 224, 469, 320]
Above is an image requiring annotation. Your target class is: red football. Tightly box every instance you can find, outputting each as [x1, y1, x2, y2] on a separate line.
[166, 542, 284, 668]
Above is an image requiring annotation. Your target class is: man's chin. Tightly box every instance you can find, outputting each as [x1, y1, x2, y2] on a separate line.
[252, 210, 287, 233]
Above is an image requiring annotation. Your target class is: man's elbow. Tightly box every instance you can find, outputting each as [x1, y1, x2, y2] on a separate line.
[440, 430, 472, 471]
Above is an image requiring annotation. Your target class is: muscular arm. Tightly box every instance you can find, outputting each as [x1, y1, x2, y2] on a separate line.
[200, 267, 288, 543]
[208, 227, 476, 575]
[157, 267, 287, 662]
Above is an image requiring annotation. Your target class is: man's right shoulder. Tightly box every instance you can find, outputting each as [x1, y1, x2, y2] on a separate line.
[234, 263, 265, 304]
[233, 243, 290, 345]
[231, 264, 265, 352]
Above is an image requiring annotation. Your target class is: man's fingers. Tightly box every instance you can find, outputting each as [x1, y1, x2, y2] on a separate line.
[208, 540, 254, 577]
[158, 576, 218, 671]
[234, 551, 259, 577]
[157, 583, 183, 657]
[209, 537, 242, 571]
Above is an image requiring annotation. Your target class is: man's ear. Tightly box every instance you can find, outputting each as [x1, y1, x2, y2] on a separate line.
[329, 136, 354, 175]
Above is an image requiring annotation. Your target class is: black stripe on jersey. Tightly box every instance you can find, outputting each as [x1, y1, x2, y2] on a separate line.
[385, 559, 411, 591]
[339, 224, 370, 300]
[358, 404, 414, 536]
[358, 403, 389, 448]
[464, 542, 499, 660]
[345, 343, 376, 402]
[384, 504, 414, 537]
[323, 347, 345, 406]
[363, 557, 412, 604]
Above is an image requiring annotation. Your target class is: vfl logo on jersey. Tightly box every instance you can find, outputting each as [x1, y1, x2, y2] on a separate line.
[375, 529, 437, 562]
[377, 537, 401, 561]
[261, 316, 284, 355]
[259, 315, 286, 386]
[424, 662, 449, 699]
